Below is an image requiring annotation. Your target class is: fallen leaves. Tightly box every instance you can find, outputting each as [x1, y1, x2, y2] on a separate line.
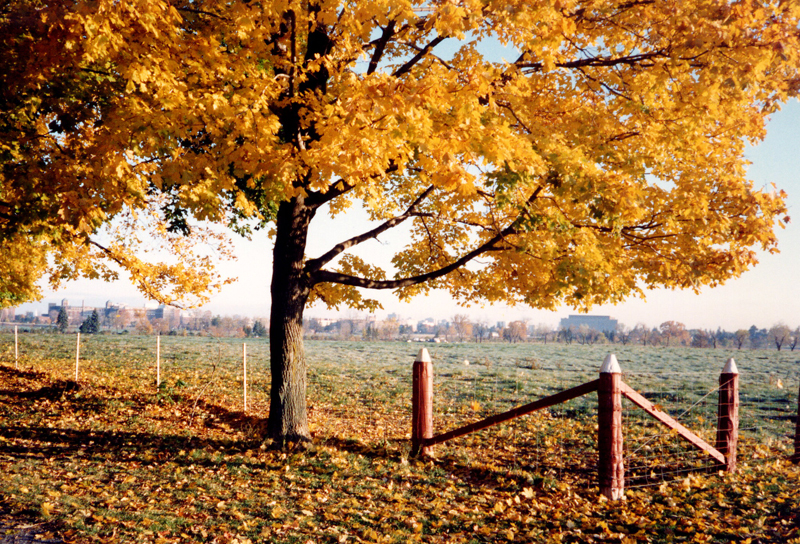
[0, 347, 798, 543]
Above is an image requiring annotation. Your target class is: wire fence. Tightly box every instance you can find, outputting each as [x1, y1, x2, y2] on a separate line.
[2, 331, 798, 490]
[425, 360, 798, 490]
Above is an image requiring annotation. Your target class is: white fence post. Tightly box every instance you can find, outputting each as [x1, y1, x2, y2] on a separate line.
[14, 325, 18, 369]
[243, 343, 248, 413]
[156, 334, 161, 389]
[75, 332, 81, 382]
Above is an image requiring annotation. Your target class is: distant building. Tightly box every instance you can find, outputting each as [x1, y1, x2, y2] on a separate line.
[417, 318, 436, 333]
[48, 299, 87, 324]
[145, 305, 181, 321]
[44, 299, 182, 330]
[559, 315, 618, 333]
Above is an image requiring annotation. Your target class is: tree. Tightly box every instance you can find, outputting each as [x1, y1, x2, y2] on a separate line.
[3, 1, 798, 444]
[473, 321, 490, 343]
[56, 307, 69, 334]
[79, 309, 100, 334]
[0, 237, 47, 308]
[768, 323, 791, 351]
[734, 329, 749, 350]
[534, 323, 554, 344]
[558, 326, 574, 345]
[748, 325, 768, 349]
[337, 320, 353, 341]
[379, 317, 400, 340]
[502, 321, 527, 343]
[151, 318, 170, 336]
[451, 314, 473, 343]
[251, 320, 268, 338]
[660, 321, 689, 347]
[615, 324, 631, 346]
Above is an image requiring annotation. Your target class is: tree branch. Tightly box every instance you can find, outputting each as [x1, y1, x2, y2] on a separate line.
[367, 20, 396, 75]
[87, 239, 188, 309]
[517, 50, 667, 72]
[306, 185, 436, 273]
[305, 179, 356, 209]
[311, 232, 505, 290]
[175, 6, 229, 20]
[310, 186, 545, 289]
[392, 36, 447, 78]
[396, 40, 455, 72]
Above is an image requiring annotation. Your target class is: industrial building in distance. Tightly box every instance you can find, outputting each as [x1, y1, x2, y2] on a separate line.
[558, 315, 618, 333]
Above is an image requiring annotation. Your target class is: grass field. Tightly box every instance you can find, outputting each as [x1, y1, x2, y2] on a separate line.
[1, 332, 798, 543]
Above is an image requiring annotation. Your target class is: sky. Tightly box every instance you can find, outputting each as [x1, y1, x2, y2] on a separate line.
[12, 98, 800, 331]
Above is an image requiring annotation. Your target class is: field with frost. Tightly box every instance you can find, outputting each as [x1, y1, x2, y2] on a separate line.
[0, 333, 798, 543]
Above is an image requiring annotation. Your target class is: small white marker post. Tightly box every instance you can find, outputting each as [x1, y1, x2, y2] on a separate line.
[243, 343, 248, 413]
[156, 334, 161, 389]
[75, 332, 81, 382]
[14, 325, 18, 369]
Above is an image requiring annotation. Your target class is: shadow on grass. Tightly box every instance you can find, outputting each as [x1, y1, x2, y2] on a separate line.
[0, 365, 273, 470]
[1, 363, 602, 496]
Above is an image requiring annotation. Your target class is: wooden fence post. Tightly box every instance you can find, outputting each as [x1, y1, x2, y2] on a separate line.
[243, 343, 248, 413]
[14, 325, 18, 369]
[156, 334, 161, 389]
[716, 358, 739, 472]
[75, 332, 81, 382]
[412, 348, 433, 457]
[792, 379, 800, 464]
[598, 353, 624, 500]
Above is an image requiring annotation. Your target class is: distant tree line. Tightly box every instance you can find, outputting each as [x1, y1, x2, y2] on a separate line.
[10, 306, 800, 350]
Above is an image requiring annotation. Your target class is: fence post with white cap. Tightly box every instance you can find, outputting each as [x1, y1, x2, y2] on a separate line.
[716, 358, 739, 472]
[412, 348, 433, 456]
[792, 379, 799, 464]
[598, 354, 624, 500]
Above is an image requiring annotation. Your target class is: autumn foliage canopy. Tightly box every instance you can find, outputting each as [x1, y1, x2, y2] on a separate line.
[1, 0, 798, 308]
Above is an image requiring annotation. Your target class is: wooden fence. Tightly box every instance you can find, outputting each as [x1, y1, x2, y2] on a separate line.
[411, 350, 769, 500]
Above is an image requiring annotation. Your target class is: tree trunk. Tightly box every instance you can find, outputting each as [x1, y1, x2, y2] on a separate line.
[267, 197, 315, 445]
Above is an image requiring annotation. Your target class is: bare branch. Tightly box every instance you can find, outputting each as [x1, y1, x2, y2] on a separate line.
[305, 179, 356, 209]
[392, 36, 447, 78]
[396, 40, 455, 72]
[310, 186, 545, 289]
[305, 185, 436, 273]
[175, 7, 229, 20]
[517, 50, 666, 72]
[367, 20, 396, 75]
[311, 232, 506, 290]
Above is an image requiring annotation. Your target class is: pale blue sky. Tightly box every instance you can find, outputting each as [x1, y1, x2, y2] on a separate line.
[14, 100, 800, 331]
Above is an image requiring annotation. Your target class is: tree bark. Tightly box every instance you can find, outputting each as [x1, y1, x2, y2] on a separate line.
[267, 196, 314, 444]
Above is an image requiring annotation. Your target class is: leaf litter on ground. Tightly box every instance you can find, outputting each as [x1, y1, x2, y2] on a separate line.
[0, 339, 798, 543]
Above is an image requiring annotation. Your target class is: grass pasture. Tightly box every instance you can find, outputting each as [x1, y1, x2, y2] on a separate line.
[0, 332, 799, 543]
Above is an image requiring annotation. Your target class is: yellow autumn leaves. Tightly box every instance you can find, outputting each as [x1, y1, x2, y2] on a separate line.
[2, 0, 799, 313]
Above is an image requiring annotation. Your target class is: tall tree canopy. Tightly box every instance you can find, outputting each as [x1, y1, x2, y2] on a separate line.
[2, 0, 798, 443]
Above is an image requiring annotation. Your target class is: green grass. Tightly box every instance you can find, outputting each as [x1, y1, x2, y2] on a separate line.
[0, 333, 798, 542]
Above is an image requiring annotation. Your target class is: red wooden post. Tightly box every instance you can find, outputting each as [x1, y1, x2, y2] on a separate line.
[412, 348, 433, 456]
[792, 379, 800, 464]
[598, 354, 624, 500]
[716, 358, 739, 472]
